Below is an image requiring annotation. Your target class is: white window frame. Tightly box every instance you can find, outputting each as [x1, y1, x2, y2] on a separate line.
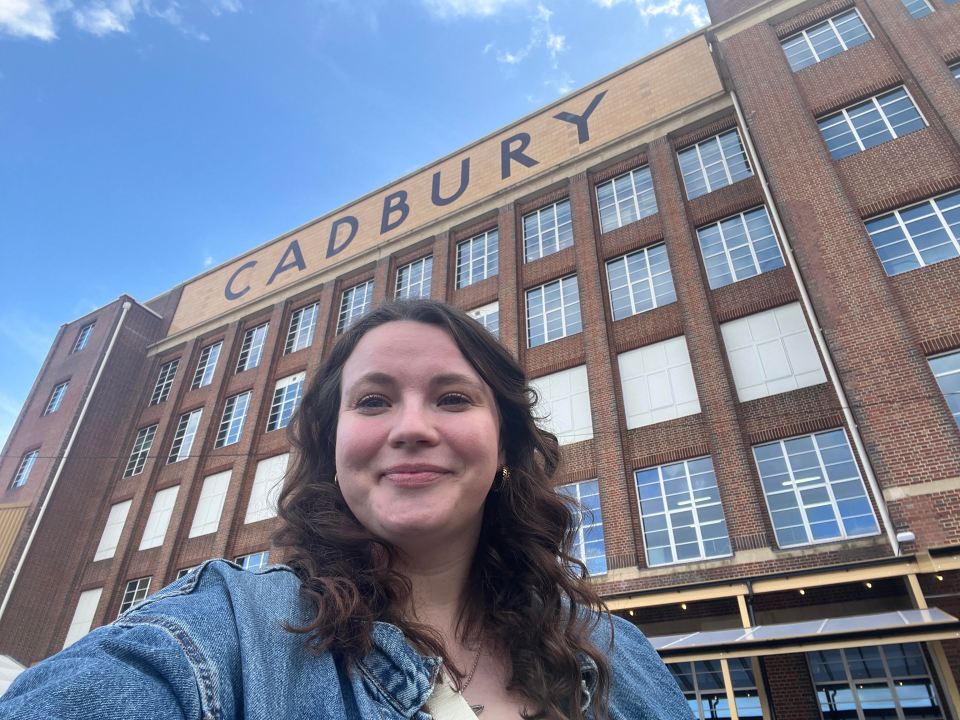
[188, 470, 232, 538]
[952, 63, 960, 82]
[150, 359, 179, 406]
[176, 566, 199, 580]
[191, 341, 223, 389]
[677, 129, 753, 200]
[396, 256, 433, 300]
[456, 229, 499, 288]
[696, 206, 785, 289]
[235, 551, 270, 570]
[529, 365, 593, 446]
[10, 449, 39, 489]
[467, 302, 499, 339]
[338, 280, 374, 333]
[901, 0, 933, 19]
[71, 322, 96, 353]
[93, 499, 132, 561]
[118, 577, 151, 616]
[44, 381, 69, 415]
[605, 242, 677, 320]
[618, 336, 701, 429]
[817, 86, 926, 161]
[138, 485, 179, 550]
[284, 303, 319, 354]
[595, 165, 657, 233]
[63, 588, 103, 649]
[523, 199, 574, 262]
[236, 323, 269, 373]
[215, 391, 251, 448]
[864, 189, 960, 276]
[245, 453, 288, 524]
[167, 409, 202, 464]
[266, 373, 304, 432]
[526, 275, 582, 348]
[124, 425, 158, 478]
[780, 8, 873, 72]
[557, 479, 607, 575]
[929, 350, 960, 429]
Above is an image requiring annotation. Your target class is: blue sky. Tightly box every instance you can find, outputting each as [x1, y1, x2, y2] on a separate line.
[0, 0, 709, 450]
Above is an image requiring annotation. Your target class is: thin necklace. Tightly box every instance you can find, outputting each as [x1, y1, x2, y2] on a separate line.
[457, 638, 484, 716]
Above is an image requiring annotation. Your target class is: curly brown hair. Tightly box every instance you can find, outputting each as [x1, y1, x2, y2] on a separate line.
[273, 299, 611, 719]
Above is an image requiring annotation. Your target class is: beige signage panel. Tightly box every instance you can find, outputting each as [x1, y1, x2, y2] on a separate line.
[170, 35, 722, 334]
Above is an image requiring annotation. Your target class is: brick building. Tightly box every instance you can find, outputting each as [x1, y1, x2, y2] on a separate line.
[2, 0, 960, 715]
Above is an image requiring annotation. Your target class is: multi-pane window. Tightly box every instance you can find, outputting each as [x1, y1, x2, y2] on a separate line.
[236, 323, 269, 373]
[138, 485, 179, 550]
[118, 577, 151, 616]
[753, 429, 879, 548]
[338, 280, 374, 333]
[191, 341, 222, 389]
[635, 456, 732, 567]
[864, 190, 960, 276]
[721, 303, 826, 402]
[467, 302, 500, 339]
[697, 207, 785, 289]
[71, 322, 95, 353]
[167, 409, 202, 464]
[901, 0, 933, 19]
[456, 229, 499, 288]
[10, 449, 39, 489]
[808, 644, 943, 720]
[557, 479, 607, 575]
[618, 336, 700, 429]
[396, 256, 433, 300]
[63, 588, 103, 649]
[44, 381, 69, 415]
[236, 551, 270, 570]
[596, 165, 657, 233]
[93, 500, 132, 561]
[523, 199, 573, 262]
[817, 87, 926, 161]
[526, 275, 582, 348]
[246, 454, 288, 524]
[215, 391, 251, 448]
[123, 425, 158, 477]
[929, 351, 960, 429]
[670, 659, 763, 719]
[188, 470, 231, 537]
[606, 243, 676, 320]
[780, 9, 872, 72]
[150, 359, 179, 405]
[284, 303, 319, 354]
[176, 566, 199, 580]
[266, 373, 304, 432]
[677, 129, 753, 200]
[529, 366, 593, 446]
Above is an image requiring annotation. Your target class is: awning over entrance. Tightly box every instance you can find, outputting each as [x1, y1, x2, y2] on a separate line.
[650, 608, 960, 662]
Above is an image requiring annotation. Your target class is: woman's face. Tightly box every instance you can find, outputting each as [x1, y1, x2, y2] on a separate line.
[335, 321, 502, 551]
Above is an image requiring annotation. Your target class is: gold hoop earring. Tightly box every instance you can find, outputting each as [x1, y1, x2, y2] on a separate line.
[333, 473, 339, 486]
[501, 466, 510, 483]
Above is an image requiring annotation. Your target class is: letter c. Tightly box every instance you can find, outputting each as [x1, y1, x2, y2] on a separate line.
[224, 260, 257, 301]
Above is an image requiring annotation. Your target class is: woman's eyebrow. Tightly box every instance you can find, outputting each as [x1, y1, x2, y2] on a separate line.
[345, 371, 397, 390]
[430, 373, 485, 390]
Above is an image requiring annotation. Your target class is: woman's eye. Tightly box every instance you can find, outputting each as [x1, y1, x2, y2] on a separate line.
[356, 394, 389, 409]
[438, 392, 471, 407]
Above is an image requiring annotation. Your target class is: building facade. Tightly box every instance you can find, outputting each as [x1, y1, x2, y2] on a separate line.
[2, 0, 960, 716]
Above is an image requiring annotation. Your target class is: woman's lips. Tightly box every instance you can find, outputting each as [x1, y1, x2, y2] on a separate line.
[382, 466, 449, 487]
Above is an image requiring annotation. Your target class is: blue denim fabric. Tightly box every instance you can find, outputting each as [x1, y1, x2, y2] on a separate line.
[0, 559, 692, 719]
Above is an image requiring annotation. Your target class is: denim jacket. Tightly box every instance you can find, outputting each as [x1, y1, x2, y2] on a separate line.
[1, 560, 693, 719]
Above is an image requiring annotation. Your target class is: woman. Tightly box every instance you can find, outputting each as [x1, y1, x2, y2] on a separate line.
[0, 300, 691, 719]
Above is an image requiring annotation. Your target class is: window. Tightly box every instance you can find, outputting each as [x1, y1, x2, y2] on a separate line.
[901, 0, 933, 19]
[176, 566, 199, 580]
[71, 322, 95, 353]
[150, 359, 179, 405]
[618, 336, 700, 429]
[808, 644, 942, 720]
[245, 454, 288, 524]
[123, 425, 158, 477]
[396, 256, 433, 299]
[44, 381, 69, 415]
[235, 551, 270, 571]
[606, 243, 677, 320]
[557, 479, 607, 575]
[63, 588, 103, 649]
[596, 165, 657, 233]
[188, 470, 232, 538]
[266, 374, 304, 432]
[236, 323, 269, 373]
[817, 87, 926, 161]
[864, 190, 960, 276]
[523, 199, 573, 262]
[191, 341, 223, 389]
[284, 303, 319, 354]
[780, 9, 872, 72]
[929, 351, 960, 429]
[635, 456, 732, 566]
[138, 486, 179, 550]
[93, 500, 132, 561]
[10, 449, 39, 489]
[215, 391, 251, 448]
[526, 275, 582, 348]
[167, 409, 202, 464]
[953, 63, 960, 82]
[118, 577, 151, 615]
[467, 302, 500, 339]
[677, 129, 753, 200]
[720, 303, 826, 402]
[529, 365, 593, 446]
[456, 229, 499, 288]
[697, 207, 785, 289]
[338, 280, 374, 333]
[670, 659, 762, 719]
[753, 428, 879, 548]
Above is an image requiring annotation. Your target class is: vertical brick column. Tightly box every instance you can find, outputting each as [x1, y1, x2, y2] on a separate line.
[568, 172, 639, 568]
[432, 230, 451, 301]
[764, 654, 819, 720]
[372, 256, 392, 307]
[497, 203, 521, 359]
[648, 138, 770, 550]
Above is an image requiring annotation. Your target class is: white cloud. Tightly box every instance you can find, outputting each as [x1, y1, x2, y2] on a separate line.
[0, 0, 60, 40]
[0, 390, 27, 456]
[591, 0, 709, 30]
[421, 0, 525, 18]
[0, 311, 58, 364]
[203, 255, 214, 267]
[484, 1, 567, 67]
[72, 0, 135, 35]
[205, 0, 240, 16]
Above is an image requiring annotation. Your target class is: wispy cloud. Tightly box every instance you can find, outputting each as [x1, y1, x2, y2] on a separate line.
[203, 254, 214, 268]
[0, 390, 27, 455]
[592, 0, 709, 31]
[0, 310, 58, 364]
[0, 0, 61, 40]
[482, 2, 567, 69]
[421, 0, 525, 19]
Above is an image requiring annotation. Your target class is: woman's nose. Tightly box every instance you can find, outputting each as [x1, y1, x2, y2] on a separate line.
[387, 401, 440, 447]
